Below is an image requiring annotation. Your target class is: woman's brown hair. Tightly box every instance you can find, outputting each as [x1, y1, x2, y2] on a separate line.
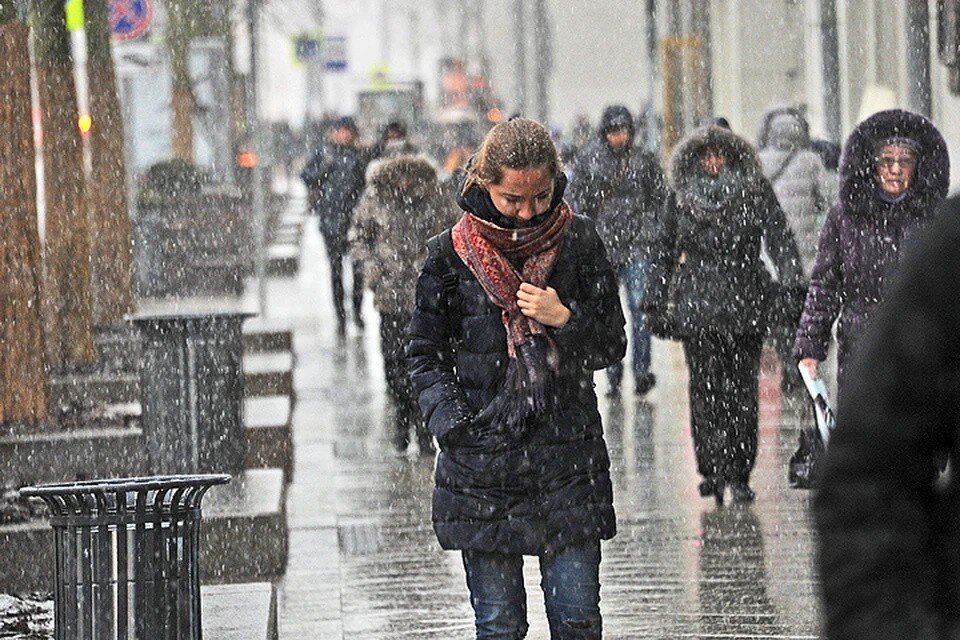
[462, 118, 561, 195]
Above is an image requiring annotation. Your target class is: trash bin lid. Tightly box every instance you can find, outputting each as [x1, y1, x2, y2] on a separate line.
[20, 473, 231, 498]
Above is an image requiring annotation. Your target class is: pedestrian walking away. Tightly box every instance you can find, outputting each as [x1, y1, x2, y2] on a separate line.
[407, 118, 626, 639]
[794, 109, 950, 389]
[568, 105, 667, 397]
[644, 125, 804, 505]
[349, 154, 459, 455]
[815, 195, 960, 640]
[757, 105, 835, 397]
[301, 116, 371, 335]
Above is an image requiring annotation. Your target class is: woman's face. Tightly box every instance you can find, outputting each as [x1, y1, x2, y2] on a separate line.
[701, 149, 726, 177]
[876, 144, 917, 197]
[487, 166, 554, 222]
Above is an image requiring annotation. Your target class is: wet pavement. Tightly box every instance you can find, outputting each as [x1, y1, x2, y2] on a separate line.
[271, 192, 823, 639]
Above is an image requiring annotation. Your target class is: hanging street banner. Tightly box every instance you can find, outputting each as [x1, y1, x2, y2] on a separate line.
[109, 0, 153, 42]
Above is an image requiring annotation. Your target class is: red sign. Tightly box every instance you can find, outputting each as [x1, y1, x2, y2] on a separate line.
[110, 0, 153, 42]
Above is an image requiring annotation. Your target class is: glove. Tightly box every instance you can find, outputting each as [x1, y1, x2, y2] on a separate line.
[437, 411, 506, 450]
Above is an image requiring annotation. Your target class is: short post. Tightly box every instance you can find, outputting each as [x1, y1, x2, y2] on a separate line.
[20, 474, 230, 640]
[133, 312, 252, 475]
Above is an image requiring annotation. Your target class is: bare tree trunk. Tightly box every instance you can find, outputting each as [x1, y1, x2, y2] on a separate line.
[0, 18, 48, 424]
[33, 0, 95, 368]
[168, 1, 195, 162]
[85, 0, 133, 327]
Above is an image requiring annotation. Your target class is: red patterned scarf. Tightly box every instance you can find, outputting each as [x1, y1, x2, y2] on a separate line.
[452, 202, 574, 429]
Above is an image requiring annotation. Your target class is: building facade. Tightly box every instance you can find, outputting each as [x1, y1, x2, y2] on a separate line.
[688, 0, 960, 186]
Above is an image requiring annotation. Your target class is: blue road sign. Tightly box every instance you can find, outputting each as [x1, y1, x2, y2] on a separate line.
[325, 35, 348, 72]
[110, 0, 153, 42]
[295, 36, 322, 63]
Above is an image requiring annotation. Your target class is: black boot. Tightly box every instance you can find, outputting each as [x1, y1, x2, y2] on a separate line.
[698, 477, 725, 505]
[635, 373, 657, 395]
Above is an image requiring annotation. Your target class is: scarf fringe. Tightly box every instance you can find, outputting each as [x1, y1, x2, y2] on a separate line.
[487, 335, 558, 436]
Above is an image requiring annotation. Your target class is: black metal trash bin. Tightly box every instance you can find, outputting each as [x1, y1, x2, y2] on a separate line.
[133, 312, 252, 475]
[20, 474, 230, 640]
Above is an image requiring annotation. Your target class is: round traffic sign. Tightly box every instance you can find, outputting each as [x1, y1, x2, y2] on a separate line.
[109, 0, 153, 42]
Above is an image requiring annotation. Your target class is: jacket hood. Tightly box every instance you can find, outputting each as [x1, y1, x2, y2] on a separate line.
[366, 154, 438, 199]
[599, 105, 635, 141]
[670, 125, 762, 191]
[839, 109, 949, 218]
[757, 106, 811, 151]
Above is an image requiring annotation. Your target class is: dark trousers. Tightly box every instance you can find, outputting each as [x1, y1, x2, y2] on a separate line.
[379, 312, 430, 450]
[321, 227, 363, 329]
[682, 332, 763, 483]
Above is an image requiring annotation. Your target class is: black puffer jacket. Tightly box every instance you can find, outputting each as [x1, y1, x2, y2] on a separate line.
[567, 105, 667, 267]
[407, 213, 626, 555]
[644, 126, 803, 336]
[815, 196, 960, 640]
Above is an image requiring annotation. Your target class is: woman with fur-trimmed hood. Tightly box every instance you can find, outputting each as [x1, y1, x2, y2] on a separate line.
[350, 155, 460, 453]
[644, 125, 803, 504]
[794, 109, 950, 388]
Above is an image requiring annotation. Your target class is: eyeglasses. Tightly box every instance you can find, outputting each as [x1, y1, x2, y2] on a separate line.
[876, 156, 917, 169]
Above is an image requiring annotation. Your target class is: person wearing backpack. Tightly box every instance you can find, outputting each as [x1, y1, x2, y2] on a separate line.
[757, 106, 835, 397]
[407, 118, 625, 639]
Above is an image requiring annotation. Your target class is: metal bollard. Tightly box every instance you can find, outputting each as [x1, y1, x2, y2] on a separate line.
[20, 474, 230, 640]
[133, 312, 252, 475]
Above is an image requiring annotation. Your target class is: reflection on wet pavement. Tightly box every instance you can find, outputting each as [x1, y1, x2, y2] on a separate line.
[274, 217, 822, 639]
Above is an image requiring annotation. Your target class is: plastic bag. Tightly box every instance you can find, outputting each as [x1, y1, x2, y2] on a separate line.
[789, 365, 836, 490]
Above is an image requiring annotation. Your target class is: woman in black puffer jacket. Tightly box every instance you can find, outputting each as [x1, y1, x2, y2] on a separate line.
[644, 125, 803, 505]
[407, 118, 625, 640]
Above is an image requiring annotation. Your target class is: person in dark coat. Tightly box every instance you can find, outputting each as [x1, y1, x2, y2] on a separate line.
[814, 195, 960, 640]
[301, 116, 371, 335]
[568, 105, 667, 396]
[407, 118, 626, 639]
[644, 125, 804, 504]
[349, 155, 459, 454]
[794, 109, 950, 387]
[757, 106, 835, 396]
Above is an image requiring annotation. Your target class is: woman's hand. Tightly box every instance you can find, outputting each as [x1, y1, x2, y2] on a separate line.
[517, 283, 571, 328]
[799, 358, 819, 380]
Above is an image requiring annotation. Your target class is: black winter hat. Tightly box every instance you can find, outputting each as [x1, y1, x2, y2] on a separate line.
[599, 105, 635, 138]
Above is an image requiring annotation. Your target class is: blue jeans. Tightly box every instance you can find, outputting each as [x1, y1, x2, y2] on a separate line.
[461, 540, 602, 639]
[607, 258, 651, 387]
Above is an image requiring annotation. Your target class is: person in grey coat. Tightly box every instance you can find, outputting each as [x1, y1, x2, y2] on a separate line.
[757, 106, 836, 395]
[350, 155, 460, 453]
[568, 105, 667, 396]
